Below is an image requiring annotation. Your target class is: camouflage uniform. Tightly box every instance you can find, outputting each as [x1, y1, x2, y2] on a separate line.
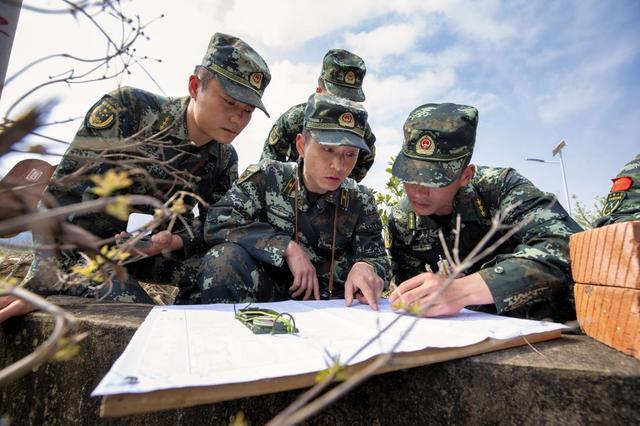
[260, 49, 376, 182]
[595, 154, 640, 227]
[21, 33, 271, 303]
[389, 103, 582, 322]
[182, 94, 388, 304]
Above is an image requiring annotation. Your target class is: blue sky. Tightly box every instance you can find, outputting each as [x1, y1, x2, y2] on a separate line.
[2, 0, 639, 214]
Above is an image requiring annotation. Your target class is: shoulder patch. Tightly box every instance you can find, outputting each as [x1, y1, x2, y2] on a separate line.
[87, 98, 118, 130]
[238, 164, 260, 184]
[268, 127, 282, 145]
[602, 191, 626, 215]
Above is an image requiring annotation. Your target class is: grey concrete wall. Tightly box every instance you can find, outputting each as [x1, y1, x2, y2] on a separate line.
[1, 297, 639, 425]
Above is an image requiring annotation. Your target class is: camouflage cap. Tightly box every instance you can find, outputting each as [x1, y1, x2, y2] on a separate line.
[392, 103, 478, 187]
[201, 32, 271, 117]
[303, 93, 370, 153]
[320, 49, 366, 102]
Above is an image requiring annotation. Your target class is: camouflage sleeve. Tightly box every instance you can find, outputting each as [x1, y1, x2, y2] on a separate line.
[476, 169, 583, 314]
[388, 207, 424, 284]
[179, 148, 239, 258]
[203, 164, 292, 266]
[352, 188, 390, 284]
[259, 104, 303, 162]
[46, 89, 140, 239]
[348, 123, 376, 182]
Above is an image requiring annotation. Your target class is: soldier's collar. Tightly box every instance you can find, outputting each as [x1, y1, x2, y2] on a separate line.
[282, 163, 350, 211]
[453, 183, 487, 221]
[321, 186, 350, 211]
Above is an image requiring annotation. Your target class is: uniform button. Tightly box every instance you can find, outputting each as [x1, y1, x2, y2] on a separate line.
[494, 266, 504, 274]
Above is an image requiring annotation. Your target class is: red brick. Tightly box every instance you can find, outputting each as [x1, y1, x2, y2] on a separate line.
[575, 283, 639, 360]
[570, 222, 640, 288]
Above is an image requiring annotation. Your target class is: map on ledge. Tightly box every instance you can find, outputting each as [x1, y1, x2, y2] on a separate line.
[92, 299, 566, 397]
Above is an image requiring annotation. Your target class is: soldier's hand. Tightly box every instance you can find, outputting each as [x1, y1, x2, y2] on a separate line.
[389, 272, 493, 317]
[284, 241, 319, 300]
[344, 262, 383, 310]
[116, 230, 183, 257]
[0, 295, 36, 323]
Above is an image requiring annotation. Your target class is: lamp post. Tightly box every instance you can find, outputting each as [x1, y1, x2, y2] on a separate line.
[525, 141, 572, 215]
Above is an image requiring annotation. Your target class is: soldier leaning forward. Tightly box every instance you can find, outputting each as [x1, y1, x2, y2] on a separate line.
[260, 49, 377, 183]
[178, 93, 389, 309]
[595, 153, 640, 227]
[11, 33, 271, 309]
[387, 103, 582, 323]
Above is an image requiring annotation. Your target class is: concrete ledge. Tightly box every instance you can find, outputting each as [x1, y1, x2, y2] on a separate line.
[2, 297, 639, 425]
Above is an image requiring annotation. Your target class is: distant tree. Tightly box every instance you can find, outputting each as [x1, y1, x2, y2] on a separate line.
[572, 194, 606, 229]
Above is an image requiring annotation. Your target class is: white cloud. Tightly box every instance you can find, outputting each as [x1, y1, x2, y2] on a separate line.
[203, 0, 391, 50]
[406, 47, 472, 70]
[342, 21, 427, 66]
[364, 69, 457, 123]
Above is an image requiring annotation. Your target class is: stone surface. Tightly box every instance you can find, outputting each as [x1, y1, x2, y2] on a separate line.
[570, 221, 640, 288]
[2, 297, 640, 425]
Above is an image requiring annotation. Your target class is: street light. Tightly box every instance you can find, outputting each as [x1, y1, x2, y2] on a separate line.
[525, 141, 572, 215]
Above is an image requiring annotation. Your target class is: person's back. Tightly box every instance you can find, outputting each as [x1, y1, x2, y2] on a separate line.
[595, 154, 640, 227]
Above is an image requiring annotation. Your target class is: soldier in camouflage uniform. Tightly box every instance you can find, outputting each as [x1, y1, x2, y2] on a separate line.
[260, 49, 376, 182]
[179, 94, 388, 309]
[387, 103, 582, 322]
[0, 33, 270, 322]
[594, 154, 640, 227]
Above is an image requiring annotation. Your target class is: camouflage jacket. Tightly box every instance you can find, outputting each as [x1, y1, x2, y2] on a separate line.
[47, 86, 238, 257]
[595, 154, 640, 227]
[259, 103, 377, 182]
[388, 166, 582, 321]
[204, 159, 389, 289]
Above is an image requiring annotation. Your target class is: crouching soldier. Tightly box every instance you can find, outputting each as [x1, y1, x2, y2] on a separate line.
[177, 93, 389, 310]
[387, 103, 582, 322]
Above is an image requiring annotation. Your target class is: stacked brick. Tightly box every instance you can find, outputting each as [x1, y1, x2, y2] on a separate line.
[570, 221, 640, 360]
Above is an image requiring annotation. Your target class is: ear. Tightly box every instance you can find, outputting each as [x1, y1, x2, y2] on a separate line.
[295, 133, 306, 158]
[188, 74, 200, 98]
[460, 164, 475, 186]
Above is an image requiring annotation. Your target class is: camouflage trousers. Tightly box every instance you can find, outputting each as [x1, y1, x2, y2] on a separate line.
[21, 245, 201, 304]
[176, 242, 349, 304]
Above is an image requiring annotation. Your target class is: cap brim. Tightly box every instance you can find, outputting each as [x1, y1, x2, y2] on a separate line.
[309, 129, 370, 154]
[391, 151, 465, 188]
[216, 73, 270, 117]
[323, 80, 365, 102]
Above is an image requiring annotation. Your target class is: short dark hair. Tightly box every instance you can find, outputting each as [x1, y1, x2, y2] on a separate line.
[193, 65, 217, 90]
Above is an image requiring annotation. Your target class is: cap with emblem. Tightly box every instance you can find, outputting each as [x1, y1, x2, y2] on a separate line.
[320, 49, 366, 102]
[303, 93, 370, 153]
[201, 32, 271, 117]
[392, 103, 478, 187]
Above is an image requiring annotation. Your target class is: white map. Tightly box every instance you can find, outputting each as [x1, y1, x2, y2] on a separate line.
[92, 299, 566, 396]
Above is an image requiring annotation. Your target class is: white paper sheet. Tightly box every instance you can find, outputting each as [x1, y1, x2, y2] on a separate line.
[92, 299, 565, 396]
